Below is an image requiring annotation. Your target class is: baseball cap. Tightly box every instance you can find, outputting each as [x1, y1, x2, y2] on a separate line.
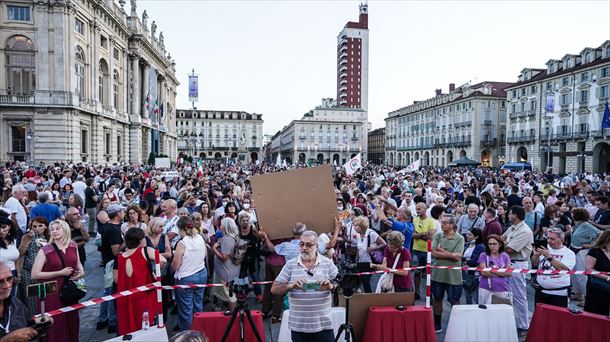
[107, 203, 126, 214]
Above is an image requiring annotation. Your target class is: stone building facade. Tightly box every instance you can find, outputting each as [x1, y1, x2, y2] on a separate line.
[367, 127, 384, 164]
[176, 109, 263, 163]
[385, 82, 513, 167]
[0, 0, 179, 164]
[504, 40, 610, 173]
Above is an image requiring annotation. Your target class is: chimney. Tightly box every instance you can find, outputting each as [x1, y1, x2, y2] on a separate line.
[435, 89, 442, 96]
[449, 83, 455, 92]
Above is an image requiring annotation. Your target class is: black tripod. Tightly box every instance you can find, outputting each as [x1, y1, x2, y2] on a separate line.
[335, 292, 356, 342]
[220, 298, 263, 342]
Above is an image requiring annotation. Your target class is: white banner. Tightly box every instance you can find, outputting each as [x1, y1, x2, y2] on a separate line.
[344, 153, 362, 175]
[399, 159, 421, 174]
[161, 171, 180, 180]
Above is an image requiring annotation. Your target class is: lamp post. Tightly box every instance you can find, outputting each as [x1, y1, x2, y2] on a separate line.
[25, 125, 34, 165]
[544, 114, 553, 170]
[576, 152, 586, 174]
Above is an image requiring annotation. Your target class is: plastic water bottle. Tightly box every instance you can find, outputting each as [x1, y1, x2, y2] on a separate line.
[141, 310, 150, 330]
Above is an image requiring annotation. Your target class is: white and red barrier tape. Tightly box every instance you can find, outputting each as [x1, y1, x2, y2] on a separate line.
[38, 265, 609, 317]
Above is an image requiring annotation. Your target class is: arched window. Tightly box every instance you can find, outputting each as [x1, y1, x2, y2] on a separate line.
[5, 35, 35, 95]
[98, 59, 109, 105]
[75, 46, 86, 98]
[112, 69, 119, 110]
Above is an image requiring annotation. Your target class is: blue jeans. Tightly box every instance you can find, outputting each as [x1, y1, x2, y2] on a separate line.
[175, 268, 208, 331]
[98, 287, 117, 326]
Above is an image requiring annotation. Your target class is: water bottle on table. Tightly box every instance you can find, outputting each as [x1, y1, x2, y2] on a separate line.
[142, 310, 150, 330]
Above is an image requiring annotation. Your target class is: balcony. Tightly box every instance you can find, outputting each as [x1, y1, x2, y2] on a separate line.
[553, 132, 572, 140]
[573, 131, 589, 139]
[299, 135, 306, 140]
[483, 120, 492, 126]
[0, 94, 35, 105]
[509, 113, 518, 120]
[454, 140, 471, 147]
[507, 135, 536, 144]
[351, 136, 359, 141]
[517, 112, 527, 118]
[480, 139, 497, 148]
[297, 147, 308, 151]
[527, 110, 536, 117]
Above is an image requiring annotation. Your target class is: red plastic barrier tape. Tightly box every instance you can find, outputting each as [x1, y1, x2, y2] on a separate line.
[427, 265, 609, 275]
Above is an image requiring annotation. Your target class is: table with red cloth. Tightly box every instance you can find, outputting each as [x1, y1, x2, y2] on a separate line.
[526, 304, 610, 342]
[362, 306, 436, 342]
[191, 310, 265, 342]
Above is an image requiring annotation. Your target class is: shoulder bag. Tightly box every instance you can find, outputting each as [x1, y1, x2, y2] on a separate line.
[367, 231, 384, 264]
[375, 248, 402, 293]
[51, 243, 86, 304]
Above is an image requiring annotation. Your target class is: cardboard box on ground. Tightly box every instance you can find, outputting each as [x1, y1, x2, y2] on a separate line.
[250, 165, 338, 240]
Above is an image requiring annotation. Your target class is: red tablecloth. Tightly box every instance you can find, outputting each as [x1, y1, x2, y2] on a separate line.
[526, 304, 610, 342]
[362, 306, 436, 342]
[191, 310, 265, 342]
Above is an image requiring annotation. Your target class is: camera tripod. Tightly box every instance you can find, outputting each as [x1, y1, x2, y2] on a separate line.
[220, 298, 263, 342]
[335, 291, 356, 342]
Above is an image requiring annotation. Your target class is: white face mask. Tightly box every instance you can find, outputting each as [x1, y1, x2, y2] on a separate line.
[338, 206, 344, 211]
[243, 203, 250, 209]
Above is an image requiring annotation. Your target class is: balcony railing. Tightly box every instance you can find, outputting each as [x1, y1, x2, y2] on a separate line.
[483, 120, 492, 126]
[0, 94, 35, 104]
[480, 139, 497, 147]
[507, 135, 536, 143]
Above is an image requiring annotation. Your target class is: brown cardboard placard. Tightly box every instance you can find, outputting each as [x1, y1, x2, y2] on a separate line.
[337, 291, 415, 341]
[250, 165, 338, 239]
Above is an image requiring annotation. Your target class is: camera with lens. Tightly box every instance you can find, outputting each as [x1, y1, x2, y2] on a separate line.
[335, 242, 360, 296]
[228, 277, 254, 301]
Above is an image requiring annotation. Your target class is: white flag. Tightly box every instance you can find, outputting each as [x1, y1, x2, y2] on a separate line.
[276, 154, 282, 167]
[399, 159, 421, 174]
[282, 159, 287, 168]
[344, 153, 362, 175]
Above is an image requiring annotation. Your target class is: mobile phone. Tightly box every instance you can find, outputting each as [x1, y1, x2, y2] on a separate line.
[534, 239, 548, 249]
[302, 282, 321, 291]
[31, 318, 52, 336]
[27, 281, 58, 298]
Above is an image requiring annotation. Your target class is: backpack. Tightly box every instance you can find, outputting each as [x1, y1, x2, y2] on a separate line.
[230, 235, 249, 266]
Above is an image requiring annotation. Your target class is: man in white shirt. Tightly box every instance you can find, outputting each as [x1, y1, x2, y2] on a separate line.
[72, 175, 87, 203]
[399, 191, 417, 217]
[59, 170, 73, 189]
[531, 227, 576, 308]
[4, 184, 27, 232]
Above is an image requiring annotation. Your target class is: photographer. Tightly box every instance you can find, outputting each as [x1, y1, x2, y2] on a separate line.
[271, 230, 338, 342]
[0, 262, 52, 342]
[531, 227, 575, 308]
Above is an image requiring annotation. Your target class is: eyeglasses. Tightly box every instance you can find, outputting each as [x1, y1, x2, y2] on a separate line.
[299, 242, 317, 248]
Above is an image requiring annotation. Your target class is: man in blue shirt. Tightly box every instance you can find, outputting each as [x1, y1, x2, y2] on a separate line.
[377, 206, 414, 251]
[29, 192, 63, 224]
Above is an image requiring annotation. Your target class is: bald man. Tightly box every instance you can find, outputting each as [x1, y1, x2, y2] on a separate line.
[0, 261, 52, 341]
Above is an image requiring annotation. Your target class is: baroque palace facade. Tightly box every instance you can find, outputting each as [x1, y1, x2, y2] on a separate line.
[0, 0, 179, 164]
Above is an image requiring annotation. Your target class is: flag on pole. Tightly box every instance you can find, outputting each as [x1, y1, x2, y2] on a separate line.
[344, 153, 362, 175]
[276, 154, 282, 167]
[399, 159, 421, 174]
[282, 159, 288, 168]
[602, 102, 610, 129]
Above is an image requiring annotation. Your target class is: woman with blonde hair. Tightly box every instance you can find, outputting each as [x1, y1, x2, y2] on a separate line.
[372, 230, 412, 292]
[172, 216, 208, 330]
[145, 217, 171, 260]
[31, 220, 84, 342]
[211, 218, 240, 311]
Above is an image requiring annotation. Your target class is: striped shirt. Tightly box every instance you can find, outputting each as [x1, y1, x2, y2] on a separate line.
[275, 254, 338, 333]
[274, 239, 301, 261]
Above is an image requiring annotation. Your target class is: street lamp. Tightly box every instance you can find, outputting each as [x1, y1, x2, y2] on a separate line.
[576, 152, 586, 174]
[25, 126, 34, 165]
[544, 114, 553, 170]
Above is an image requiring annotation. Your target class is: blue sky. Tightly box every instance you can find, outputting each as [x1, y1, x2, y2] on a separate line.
[136, 0, 610, 134]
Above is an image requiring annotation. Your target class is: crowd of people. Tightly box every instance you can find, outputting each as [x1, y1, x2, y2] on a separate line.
[0, 160, 609, 341]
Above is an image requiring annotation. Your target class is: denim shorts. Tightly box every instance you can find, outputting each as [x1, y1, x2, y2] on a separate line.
[431, 281, 462, 304]
[412, 251, 428, 273]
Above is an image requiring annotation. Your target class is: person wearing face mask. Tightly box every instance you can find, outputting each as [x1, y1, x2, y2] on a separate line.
[241, 198, 257, 225]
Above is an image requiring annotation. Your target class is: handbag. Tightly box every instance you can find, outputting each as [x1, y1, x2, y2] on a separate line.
[367, 231, 384, 264]
[51, 243, 86, 304]
[375, 249, 402, 293]
[590, 276, 610, 294]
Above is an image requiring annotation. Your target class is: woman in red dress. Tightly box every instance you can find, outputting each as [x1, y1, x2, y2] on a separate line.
[114, 228, 166, 335]
[31, 219, 84, 342]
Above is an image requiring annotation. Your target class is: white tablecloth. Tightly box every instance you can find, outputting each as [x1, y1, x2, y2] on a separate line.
[278, 307, 346, 342]
[445, 304, 518, 342]
[105, 326, 169, 342]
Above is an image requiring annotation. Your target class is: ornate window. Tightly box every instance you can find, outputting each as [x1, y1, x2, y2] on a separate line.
[98, 59, 109, 105]
[5, 35, 35, 95]
[113, 69, 120, 110]
[75, 46, 86, 98]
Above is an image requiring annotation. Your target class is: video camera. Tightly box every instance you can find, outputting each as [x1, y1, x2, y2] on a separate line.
[334, 242, 360, 297]
[228, 277, 254, 302]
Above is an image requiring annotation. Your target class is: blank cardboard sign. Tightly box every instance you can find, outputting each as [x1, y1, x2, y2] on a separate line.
[251, 165, 337, 239]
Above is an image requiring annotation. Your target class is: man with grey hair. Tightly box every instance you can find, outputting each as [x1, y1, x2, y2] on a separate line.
[272, 230, 338, 341]
[272, 222, 307, 261]
[531, 227, 575, 308]
[29, 192, 63, 224]
[4, 184, 28, 232]
[456, 203, 484, 237]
